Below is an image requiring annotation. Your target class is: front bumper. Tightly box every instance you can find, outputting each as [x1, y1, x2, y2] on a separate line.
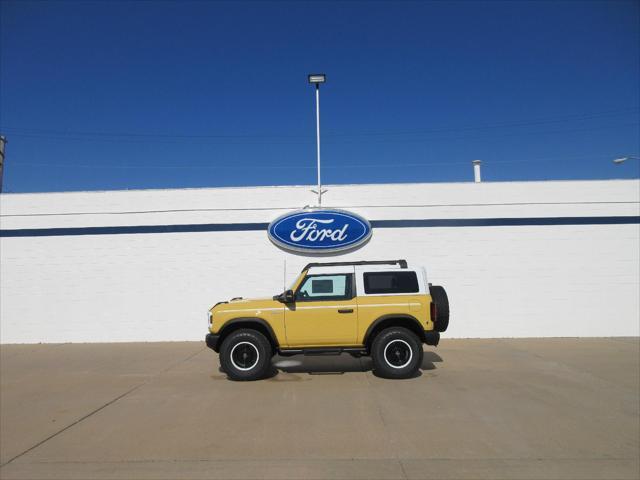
[205, 333, 220, 352]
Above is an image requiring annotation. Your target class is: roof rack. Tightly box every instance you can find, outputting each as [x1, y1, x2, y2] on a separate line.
[303, 259, 407, 271]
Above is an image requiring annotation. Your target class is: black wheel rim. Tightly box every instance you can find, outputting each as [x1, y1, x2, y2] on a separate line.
[383, 339, 413, 368]
[230, 342, 259, 371]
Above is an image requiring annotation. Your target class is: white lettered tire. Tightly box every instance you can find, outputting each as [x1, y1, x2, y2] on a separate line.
[371, 327, 423, 379]
[219, 329, 272, 381]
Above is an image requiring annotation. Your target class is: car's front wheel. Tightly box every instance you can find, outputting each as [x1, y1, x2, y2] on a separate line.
[219, 329, 272, 381]
[371, 327, 423, 379]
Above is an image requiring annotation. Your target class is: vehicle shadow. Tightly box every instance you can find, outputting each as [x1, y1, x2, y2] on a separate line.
[269, 350, 442, 379]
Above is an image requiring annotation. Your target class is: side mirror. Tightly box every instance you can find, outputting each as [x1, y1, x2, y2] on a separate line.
[274, 289, 295, 303]
[284, 289, 295, 303]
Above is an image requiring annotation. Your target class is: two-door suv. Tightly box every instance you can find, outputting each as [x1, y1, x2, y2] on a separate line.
[205, 260, 449, 380]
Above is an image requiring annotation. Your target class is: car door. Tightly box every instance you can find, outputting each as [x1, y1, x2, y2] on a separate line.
[284, 271, 358, 347]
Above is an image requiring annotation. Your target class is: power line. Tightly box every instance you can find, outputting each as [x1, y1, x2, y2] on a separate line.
[318, 122, 640, 146]
[5, 153, 619, 171]
[324, 108, 640, 138]
[1, 120, 637, 147]
[0, 107, 637, 144]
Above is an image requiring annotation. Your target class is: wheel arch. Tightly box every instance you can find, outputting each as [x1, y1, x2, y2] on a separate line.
[363, 314, 426, 350]
[215, 317, 279, 352]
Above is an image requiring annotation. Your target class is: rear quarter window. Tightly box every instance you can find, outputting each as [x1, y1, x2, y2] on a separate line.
[363, 271, 419, 295]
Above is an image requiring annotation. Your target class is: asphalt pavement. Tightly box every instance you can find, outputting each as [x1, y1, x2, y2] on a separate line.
[1, 338, 638, 479]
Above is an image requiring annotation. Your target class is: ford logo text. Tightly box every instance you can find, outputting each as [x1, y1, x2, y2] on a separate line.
[268, 209, 372, 253]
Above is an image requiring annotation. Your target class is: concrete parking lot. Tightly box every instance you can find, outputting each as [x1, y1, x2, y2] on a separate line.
[0, 338, 638, 480]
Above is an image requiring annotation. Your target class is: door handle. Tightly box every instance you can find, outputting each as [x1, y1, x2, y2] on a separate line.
[338, 309, 354, 314]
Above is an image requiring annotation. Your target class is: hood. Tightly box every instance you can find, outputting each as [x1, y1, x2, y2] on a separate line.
[210, 296, 282, 312]
[228, 296, 272, 304]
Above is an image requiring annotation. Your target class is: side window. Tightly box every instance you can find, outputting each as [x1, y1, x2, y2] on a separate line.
[296, 274, 352, 301]
[363, 271, 419, 295]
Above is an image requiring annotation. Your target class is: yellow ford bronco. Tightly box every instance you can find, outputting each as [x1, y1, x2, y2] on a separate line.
[205, 260, 449, 380]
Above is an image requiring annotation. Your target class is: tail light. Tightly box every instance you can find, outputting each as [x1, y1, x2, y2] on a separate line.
[430, 302, 437, 322]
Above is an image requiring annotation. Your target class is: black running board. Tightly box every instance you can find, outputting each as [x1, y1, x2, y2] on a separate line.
[278, 347, 367, 357]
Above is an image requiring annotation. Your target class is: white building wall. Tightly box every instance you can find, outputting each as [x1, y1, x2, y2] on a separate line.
[1, 179, 638, 344]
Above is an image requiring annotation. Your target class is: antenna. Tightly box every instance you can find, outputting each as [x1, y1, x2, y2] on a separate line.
[283, 258, 287, 292]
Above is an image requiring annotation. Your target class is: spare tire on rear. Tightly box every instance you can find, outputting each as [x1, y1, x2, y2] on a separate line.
[430, 285, 449, 332]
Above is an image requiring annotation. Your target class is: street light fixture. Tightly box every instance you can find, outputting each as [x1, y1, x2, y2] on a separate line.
[308, 74, 326, 84]
[308, 73, 327, 206]
[613, 155, 640, 164]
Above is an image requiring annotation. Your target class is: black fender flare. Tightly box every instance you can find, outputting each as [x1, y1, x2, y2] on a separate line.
[216, 317, 280, 351]
[362, 313, 426, 347]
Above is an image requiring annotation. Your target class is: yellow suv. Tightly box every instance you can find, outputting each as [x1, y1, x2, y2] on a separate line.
[205, 260, 449, 380]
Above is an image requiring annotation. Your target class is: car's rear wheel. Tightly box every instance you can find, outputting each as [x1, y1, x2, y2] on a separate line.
[219, 329, 272, 381]
[371, 327, 423, 379]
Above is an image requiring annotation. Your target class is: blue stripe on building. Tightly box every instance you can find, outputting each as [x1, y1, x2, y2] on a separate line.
[0, 216, 638, 238]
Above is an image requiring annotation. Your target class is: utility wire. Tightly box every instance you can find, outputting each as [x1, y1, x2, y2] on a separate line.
[0, 107, 637, 144]
[6, 153, 616, 171]
[2, 121, 637, 158]
[1, 120, 637, 146]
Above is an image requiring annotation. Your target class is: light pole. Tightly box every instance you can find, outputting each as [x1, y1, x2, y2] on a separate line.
[308, 74, 327, 206]
[613, 155, 640, 165]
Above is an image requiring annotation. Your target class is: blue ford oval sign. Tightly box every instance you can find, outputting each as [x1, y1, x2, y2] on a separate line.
[268, 209, 372, 253]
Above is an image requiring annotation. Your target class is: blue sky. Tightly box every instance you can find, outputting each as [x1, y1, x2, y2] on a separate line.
[0, 0, 638, 193]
